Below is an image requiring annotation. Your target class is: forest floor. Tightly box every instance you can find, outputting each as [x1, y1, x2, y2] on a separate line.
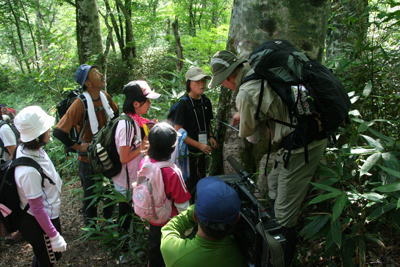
[0, 180, 147, 267]
[1, 180, 400, 266]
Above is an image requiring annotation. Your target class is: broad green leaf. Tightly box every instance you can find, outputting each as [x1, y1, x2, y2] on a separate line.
[299, 215, 330, 240]
[362, 81, 372, 97]
[331, 218, 342, 248]
[358, 236, 366, 266]
[325, 230, 334, 251]
[360, 153, 381, 177]
[360, 192, 385, 202]
[310, 182, 343, 193]
[374, 182, 400, 192]
[341, 237, 355, 266]
[367, 203, 396, 222]
[369, 129, 395, 142]
[309, 192, 343, 204]
[378, 165, 400, 178]
[349, 109, 360, 116]
[315, 165, 338, 178]
[358, 121, 372, 133]
[332, 193, 347, 221]
[382, 152, 399, 171]
[364, 233, 385, 248]
[347, 147, 380, 155]
[361, 135, 384, 152]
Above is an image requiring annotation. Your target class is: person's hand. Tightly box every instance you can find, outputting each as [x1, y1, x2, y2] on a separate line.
[209, 137, 219, 150]
[232, 112, 240, 125]
[141, 136, 150, 155]
[78, 142, 90, 153]
[197, 143, 212, 155]
[49, 233, 67, 252]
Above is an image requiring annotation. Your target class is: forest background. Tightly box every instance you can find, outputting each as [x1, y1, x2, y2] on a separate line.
[0, 0, 400, 266]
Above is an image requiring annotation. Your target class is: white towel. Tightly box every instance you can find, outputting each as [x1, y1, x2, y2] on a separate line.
[83, 91, 115, 135]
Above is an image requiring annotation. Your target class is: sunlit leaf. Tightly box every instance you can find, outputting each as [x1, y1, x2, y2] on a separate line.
[361, 135, 384, 151]
[362, 81, 372, 97]
[374, 182, 400, 192]
[360, 153, 381, 177]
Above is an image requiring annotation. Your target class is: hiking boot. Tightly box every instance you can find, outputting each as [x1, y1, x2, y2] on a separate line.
[5, 231, 25, 244]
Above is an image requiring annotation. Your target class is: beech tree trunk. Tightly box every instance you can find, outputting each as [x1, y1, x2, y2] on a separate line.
[76, 0, 105, 69]
[211, 0, 330, 195]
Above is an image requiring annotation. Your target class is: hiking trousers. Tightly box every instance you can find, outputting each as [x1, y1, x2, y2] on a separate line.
[268, 139, 327, 228]
[19, 213, 62, 266]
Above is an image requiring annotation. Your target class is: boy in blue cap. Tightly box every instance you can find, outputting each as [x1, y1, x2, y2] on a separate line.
[160, 176, 246, 267]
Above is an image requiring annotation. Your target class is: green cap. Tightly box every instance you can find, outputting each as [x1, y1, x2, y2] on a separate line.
[208, 50, 247, 88]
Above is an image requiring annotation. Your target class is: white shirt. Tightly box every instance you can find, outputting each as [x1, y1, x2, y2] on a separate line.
[14, 146, 63, 219]
[112, 118, 143, 188]
[0, 122, 17, 161]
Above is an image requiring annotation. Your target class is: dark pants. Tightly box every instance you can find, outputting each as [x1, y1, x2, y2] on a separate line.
[185, 153, 206, 198]
[79, 161, 114, 225]
[19, 213, 62, 267]
[148, 224, 165, 267]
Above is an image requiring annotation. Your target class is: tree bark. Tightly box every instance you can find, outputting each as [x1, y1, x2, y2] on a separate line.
[76, 0, 105, 69]
[211, 0, 330, 189]
[172, 17, 184, 73]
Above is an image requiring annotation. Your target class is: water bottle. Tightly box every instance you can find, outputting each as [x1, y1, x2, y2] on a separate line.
[96, 143, 113, 170]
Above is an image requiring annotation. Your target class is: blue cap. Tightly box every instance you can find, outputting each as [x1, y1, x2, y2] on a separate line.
[75, 64, 92, 87]
[195, 176, 240, 225]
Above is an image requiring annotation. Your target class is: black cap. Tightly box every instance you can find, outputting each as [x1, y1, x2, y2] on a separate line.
[148, 122, 178, 149]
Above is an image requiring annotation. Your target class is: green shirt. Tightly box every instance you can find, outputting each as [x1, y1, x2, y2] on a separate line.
[161, 205, 247, 267]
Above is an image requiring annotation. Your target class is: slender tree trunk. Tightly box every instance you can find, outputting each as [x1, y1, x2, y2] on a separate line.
[21, 3, 39, 70]
[172, 17, 183, 73]
[115, 0, 136, 68]
[76, 0, 105, 69]
[8, 25, 25, 74]
[7, 0, 31, 73]
[211, 0, 330, 186]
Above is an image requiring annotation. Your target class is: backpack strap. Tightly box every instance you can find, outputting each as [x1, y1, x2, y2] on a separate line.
[255, 221, 284, 267]
[0, 121, 8, 157]
[8, 157, 55, 212]
[77, 94, 88, 144]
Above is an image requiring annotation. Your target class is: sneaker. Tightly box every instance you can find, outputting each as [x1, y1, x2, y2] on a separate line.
[5, 231, 25, 244]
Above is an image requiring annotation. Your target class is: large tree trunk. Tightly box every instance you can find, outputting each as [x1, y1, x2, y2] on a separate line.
[76, 0, 105, 69]
[211, 0, 330, 192]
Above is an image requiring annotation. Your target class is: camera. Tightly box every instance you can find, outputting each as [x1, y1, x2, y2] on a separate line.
[217, 156, 286, 267]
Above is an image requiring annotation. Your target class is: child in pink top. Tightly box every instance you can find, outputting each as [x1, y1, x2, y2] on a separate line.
[144, 122, 191, 267]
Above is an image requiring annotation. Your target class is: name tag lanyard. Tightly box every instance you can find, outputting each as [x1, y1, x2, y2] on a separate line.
[189, 96, 208, 144]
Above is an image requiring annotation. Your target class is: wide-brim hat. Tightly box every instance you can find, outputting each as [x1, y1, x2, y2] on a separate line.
[208, 50, 247, 88]
[195, 176, 240, 225]
[123, 80, 161, 100]
[185, 67, 212, 82]
[14, 106, 55, 142]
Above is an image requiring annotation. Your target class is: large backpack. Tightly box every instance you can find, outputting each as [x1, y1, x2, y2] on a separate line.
[0, 157, 54, 237]
[167, 96, 189, 126]
[245, 39, 351, 164]
[0, 121, 20, 158]
[87, 114, 137, 179]
[55, 88, 88, 155]
[132, 156, 179, 225]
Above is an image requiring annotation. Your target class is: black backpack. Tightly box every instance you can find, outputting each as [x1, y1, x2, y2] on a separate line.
[87, 114, 137, 179]
[55, 88, 88, 155]
[167, 96, 189, 126]
[0, 157, 54, 236]
[0, 121, 20, 158]
[245, 39, 351, 165]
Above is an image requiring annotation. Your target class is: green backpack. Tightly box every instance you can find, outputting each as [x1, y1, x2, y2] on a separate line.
[87, 114, 137, 178]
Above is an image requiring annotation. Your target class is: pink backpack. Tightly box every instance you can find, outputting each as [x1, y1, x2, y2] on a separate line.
[132, 156, 180, 224]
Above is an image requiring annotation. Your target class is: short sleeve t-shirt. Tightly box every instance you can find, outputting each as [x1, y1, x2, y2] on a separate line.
[55, 91, 118, 162]
[0, 122, 17, 161]
[172, 95, 213, 152]
[112, 118, 143, 188]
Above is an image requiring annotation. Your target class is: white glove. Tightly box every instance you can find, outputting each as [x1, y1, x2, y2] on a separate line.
[49, 232, 67, 252]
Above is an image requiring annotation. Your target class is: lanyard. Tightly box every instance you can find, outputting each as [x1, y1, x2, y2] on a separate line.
[188, 95, 207, 132]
